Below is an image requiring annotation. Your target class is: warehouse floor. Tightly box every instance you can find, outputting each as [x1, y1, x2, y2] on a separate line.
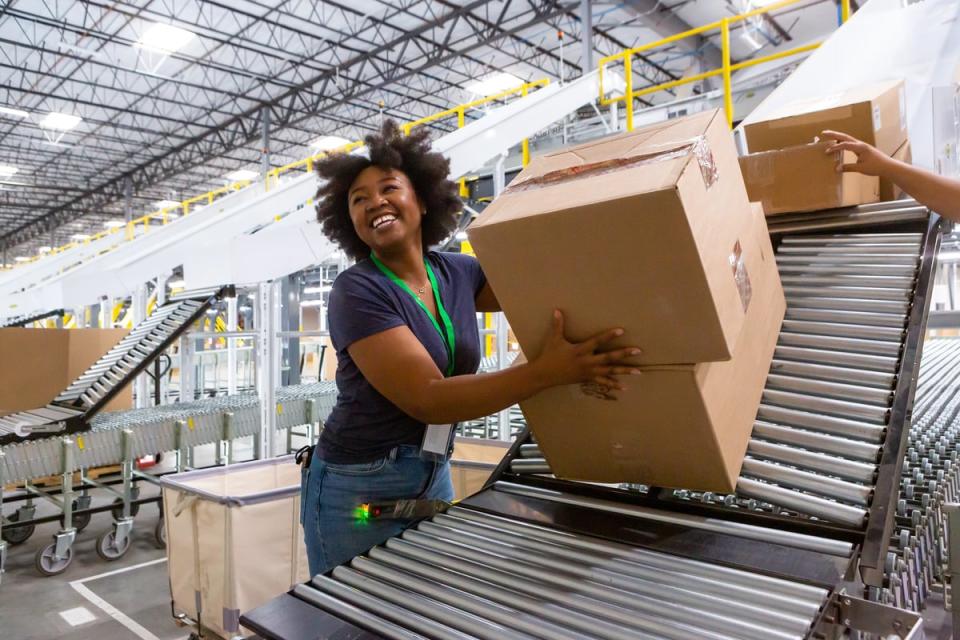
[0, 487, 184, 640]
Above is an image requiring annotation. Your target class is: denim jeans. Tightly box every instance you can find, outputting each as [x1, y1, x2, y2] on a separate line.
[300, 444, 454, 577]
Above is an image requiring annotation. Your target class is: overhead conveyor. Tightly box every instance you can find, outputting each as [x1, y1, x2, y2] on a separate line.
[0, 73, 602, 323]
[0, 286, 234, 447]
[242, 200, 935, 638]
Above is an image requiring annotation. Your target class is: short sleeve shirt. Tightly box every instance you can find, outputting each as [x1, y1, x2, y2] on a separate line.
[319, 251, 487, 463]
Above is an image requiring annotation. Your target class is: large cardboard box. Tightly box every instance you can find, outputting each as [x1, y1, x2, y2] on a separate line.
[744, 79, 907, 154]
[519, 203, 784, 491]
[739, 142, 880, 216]
[880, 140, 912, 201]
[470, 109, 756, 366]
[0, 328, 132, 416]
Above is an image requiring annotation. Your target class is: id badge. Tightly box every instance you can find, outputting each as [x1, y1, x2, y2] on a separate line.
[421, 423, 455, 462]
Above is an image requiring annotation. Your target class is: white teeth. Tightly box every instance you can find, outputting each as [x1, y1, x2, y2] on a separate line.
[372, 215, 397, 229]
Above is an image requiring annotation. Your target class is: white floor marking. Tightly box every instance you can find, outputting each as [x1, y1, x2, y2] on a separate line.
[59, 606, 97, 626]
[69, 558, 169, 640]
[73, 557, 167, 584]
[70, 582, 161, 640]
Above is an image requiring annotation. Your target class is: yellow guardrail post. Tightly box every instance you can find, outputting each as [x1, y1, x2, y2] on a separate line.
[721, 17, 733, 128]
[841, 0, 851, 23]
[457, 107, 469, 197]
[624, 54, 634, 132]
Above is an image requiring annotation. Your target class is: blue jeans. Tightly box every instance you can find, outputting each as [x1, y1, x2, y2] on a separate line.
[300, 445, 454, 576]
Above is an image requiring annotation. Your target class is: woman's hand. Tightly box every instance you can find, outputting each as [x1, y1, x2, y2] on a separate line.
[530, 310, 642, 394]
[820, 130, 895, 177]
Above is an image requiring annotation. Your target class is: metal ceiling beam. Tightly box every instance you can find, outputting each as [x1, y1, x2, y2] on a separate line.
[0, 0, 506, 249]
[621, 0, 723, 72]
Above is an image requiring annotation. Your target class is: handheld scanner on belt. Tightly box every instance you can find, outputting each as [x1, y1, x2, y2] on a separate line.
[354, 499, 451, 524]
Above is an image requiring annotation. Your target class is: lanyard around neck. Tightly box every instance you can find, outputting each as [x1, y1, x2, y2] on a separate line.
[370, 253, 456, 377]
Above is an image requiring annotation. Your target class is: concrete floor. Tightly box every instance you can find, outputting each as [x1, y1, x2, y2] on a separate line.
[0, 487, 187, 640]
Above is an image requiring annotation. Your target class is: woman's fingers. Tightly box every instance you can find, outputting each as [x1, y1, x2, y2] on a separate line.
[578, 327, 626, 353]
[592, 347, 643, 364]
[551, 309, 564, 338]
[820, 129, 858, 144]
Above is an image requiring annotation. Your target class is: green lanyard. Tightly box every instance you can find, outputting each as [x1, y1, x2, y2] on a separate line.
[370, 253, 457, 377]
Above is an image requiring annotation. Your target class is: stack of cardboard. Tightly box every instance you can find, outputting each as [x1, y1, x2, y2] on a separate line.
[470, 110, 785, 492]
[740, 79, 909, 215]
[0, 328, 132, 416]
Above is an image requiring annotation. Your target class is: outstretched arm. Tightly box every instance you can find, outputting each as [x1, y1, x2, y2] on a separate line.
[821, 130, 960, 222]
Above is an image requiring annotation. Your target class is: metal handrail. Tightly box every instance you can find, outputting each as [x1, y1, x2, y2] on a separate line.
[598, 0, 852, 131]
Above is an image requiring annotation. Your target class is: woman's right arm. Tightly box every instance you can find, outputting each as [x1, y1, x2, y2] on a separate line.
[347, 310, 641, 426]
[821, 129, 960, 222]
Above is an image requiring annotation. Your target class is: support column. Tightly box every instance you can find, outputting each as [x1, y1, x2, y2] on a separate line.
[124, 176, 134, 223]
[580, 0, 593, 73]
[227, 296, 238, 396]
[257, 281, 281, 459]
[281, 275, 300, 386]
[132, 285, 149, 408]
[260, 107, 271, 178]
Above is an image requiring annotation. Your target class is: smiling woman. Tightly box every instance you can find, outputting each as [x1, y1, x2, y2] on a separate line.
[300, 120, 642, 577]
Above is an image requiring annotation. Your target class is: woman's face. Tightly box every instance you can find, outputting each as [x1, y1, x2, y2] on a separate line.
[348, 165, 424, 256]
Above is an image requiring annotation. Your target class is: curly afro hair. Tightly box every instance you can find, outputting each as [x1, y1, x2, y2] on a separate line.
[314, 119, 462, 260]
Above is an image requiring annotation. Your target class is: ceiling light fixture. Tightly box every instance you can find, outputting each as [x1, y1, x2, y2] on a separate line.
[167, 279, 185, 288]
[309, 136, 353, 152]
[464, 72, 523, 97]
[38, 246, 52, 253]
[138, 23, 196, 55]
[14, 256, 30, 262]
[104, 220, 126, 228]
[455, 231, 468, 241]
[225, 169, 258, 182]
[0, 106, 29, 118]
[40, 112, 82, 131]
[0, 165, 18, 178]
[71, 233, 91, 241]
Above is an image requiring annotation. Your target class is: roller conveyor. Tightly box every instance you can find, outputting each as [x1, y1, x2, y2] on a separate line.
[0, 381, 337, 485]
[244, 202, 934, 639]
[0, 287, 232, 446]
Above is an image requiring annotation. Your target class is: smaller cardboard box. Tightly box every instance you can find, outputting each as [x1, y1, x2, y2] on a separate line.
[880, 139, 912, 201]
[519, 203, 784, 491]
[744, 79, 907, 155]
[470, 109, 756, 366]
[0, 328, 132, 416]
[739, 142, 880, 216]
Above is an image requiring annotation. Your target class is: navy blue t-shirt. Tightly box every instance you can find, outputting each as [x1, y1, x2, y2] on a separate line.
[319, 251, 487, 463]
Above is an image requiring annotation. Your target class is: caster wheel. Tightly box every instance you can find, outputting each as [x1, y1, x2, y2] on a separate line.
[60, 500, 92, 532]
[153, 518, 167, 549]
[110, 497, 140, 521]
[35, 543, 74, 576]
[96, 529, 131, 561]
[2, 511, 36, 546]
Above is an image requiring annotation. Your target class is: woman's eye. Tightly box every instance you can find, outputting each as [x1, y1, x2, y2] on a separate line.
[352, 196, 365, 205]
[383, 185, 397, 192]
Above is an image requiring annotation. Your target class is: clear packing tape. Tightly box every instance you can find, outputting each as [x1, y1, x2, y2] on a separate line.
[729, 240, 753, 313]
[503, 136, 720, 195]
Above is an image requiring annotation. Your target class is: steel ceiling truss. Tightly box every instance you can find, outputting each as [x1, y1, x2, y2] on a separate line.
[0, 0, 689, 255]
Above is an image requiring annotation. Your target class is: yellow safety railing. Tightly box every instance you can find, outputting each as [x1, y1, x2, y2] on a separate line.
[265, 78, 549, 196]
[10, 78, 548, 270]
[599, 0, 851, 131]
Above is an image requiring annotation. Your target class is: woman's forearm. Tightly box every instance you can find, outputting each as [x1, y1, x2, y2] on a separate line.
[409, 362, 551, 425]
[882, 157, 960, 222]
